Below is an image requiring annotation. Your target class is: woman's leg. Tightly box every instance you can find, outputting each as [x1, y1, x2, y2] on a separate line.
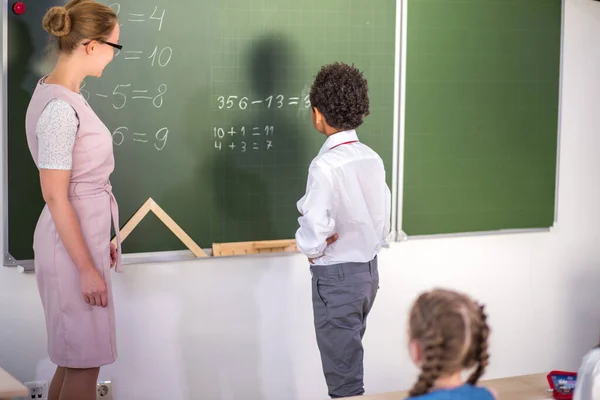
[48, 366, 66, 400]
[59, 367, 100, 400]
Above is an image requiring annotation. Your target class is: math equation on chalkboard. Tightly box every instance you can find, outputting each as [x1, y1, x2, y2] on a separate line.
[215, 95, 311, 110]
[82, 2, 317, 153]
[109, 3, 166, 31]
[211, 93, 311, 152]
[213, 126, 274, 152]
[76, 2, 172, 150]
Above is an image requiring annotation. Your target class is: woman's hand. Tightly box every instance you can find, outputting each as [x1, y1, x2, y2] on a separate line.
[80, 267, 108, 307]
[110, 242, 118, 268]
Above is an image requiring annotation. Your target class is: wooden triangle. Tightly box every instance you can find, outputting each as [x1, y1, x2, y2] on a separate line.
[111, 197, 207, 257]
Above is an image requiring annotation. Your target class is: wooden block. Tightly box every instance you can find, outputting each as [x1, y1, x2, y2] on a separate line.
[253, 240, 296, 250]
[212, 239, 297, 257]
[112, 198, 297, 259]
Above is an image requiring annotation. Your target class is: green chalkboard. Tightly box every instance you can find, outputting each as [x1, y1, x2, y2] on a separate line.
[402, 0, 561, 236]
[7, 0, 396, 260]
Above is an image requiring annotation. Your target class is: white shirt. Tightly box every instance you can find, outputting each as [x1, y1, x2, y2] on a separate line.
[574, 347, 600, 400]
[295, 130, 391, 265]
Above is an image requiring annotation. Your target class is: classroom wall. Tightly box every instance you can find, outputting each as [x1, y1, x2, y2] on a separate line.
[2, 0, 600, 399]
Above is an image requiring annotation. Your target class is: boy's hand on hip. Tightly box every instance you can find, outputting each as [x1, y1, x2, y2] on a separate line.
[308, 234, 339, 263]
[326, 233, 339, 246]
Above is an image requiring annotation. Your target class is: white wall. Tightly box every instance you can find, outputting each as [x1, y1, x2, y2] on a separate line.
[3, 0, 600, 399]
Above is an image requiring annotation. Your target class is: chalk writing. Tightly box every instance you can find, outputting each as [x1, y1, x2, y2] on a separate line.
[213, 126, 274, 138]
[85, 84, 167, 109]
[213, 126, 274, 152]
[112, 126, 169, 150]
[216, 94, 311, 110]
[108, 4, 166, 31]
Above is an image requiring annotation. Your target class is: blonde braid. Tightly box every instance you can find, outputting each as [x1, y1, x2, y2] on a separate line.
[408, 330, 445, 397]
[467, 305, 490, 385]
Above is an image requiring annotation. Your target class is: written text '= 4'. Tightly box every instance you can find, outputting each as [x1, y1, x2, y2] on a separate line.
[109, 3, 166, 31]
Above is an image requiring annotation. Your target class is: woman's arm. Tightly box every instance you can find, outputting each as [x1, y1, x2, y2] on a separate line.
[37, 99, 108, 307]
[40, 170, 107, 307]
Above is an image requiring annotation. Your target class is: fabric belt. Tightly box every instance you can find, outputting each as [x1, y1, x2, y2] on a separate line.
[68, 181, 122, 272]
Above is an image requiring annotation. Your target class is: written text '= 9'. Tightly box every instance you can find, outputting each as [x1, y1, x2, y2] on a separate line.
[112, 126, 169, 151]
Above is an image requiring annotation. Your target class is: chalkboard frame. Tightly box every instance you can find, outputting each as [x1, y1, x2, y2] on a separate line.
[0, 0, 403, 269]
[2, 0, 10, 268]
[0, 0, 567, 268]
[396, 0, 565, 242]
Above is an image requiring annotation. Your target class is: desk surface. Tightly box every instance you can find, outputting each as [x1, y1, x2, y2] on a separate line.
[342, 373, 551, 400]
[0, 367, 28, 399]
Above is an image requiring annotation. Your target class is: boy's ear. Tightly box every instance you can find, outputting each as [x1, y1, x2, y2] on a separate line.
[313, 107, 324, 125]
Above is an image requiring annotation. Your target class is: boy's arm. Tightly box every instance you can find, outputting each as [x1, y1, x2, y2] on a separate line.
[383, 183, 391, 241]
[295, 165, 336, 260]
[592, 355, 600, 400]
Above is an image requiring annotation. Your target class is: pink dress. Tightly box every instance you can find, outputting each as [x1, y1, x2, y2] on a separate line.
[25, 78, 122, 368]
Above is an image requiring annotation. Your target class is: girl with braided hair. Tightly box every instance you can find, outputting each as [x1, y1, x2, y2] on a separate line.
[406, 289, 496, 399]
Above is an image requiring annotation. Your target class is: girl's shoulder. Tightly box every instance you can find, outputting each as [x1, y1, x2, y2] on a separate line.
[407, 384, 495, 400]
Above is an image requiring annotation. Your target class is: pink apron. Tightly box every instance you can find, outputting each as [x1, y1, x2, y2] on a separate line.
[25, 78, 122, 368]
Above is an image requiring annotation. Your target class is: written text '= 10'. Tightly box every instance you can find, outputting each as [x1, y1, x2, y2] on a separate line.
[117, 45, 173, 67]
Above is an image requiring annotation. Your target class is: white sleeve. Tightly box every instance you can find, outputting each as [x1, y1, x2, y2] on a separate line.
[574, 349, 600, 400]
[295, 164, 336, 259]
[592, 356, 600, 400]
[36, 99, 78, 170]
[383, 182, 391, 242]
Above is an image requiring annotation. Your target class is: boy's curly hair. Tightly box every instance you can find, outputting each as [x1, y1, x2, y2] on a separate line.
[309, 62, 370, 130]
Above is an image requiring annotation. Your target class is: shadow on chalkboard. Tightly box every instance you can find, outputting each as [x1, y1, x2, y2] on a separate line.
[7, 16, 42, 260]
[168, 33, 304, 400]
[208, 33, 310, 243]
[159, 31, 310, 247]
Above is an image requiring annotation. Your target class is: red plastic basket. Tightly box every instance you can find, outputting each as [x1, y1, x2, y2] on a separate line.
[546, 370, 577, 400]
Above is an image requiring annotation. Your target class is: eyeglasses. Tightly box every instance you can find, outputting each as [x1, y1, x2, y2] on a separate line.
[82, 39, 123, 51]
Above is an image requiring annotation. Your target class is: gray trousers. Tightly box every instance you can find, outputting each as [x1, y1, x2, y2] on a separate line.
[310, 257, 379, 398]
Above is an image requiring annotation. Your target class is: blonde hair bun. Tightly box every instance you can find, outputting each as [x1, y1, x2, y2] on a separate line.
[42, 6, 72, 37]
